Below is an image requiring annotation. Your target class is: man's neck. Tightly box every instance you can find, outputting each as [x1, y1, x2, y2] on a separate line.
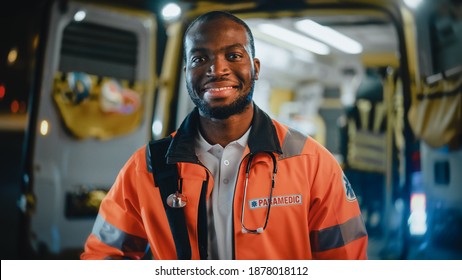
[198, 105, 253, 147]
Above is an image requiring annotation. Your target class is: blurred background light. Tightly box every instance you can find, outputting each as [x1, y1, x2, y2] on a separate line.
[73, 10, 86, 22]
[258, 23, 330, 55]
[295, 19, 363, 54]
[403, 0, 424, 9]
[152, 120, 163, 137]
[0, 84, 5, 100]
[162, 3, 181, 22]
[409, 193, 427, 235]
[10, 100, 19, 113]
[40, 120, 49, 136]
[7, 48, 18, 65]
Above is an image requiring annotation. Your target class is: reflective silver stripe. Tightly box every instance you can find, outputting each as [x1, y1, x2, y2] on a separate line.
[310, 215, 367, 252]
[92, 214, 148, 253]
[146, 145, 152, 173]
[280, 127, 308, 159]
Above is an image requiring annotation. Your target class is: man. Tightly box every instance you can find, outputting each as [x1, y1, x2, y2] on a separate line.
[81, 11, 368, 260]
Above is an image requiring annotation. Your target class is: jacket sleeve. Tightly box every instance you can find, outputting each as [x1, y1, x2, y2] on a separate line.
[81, 148, 149, 260]
[308, 143, 368, 259]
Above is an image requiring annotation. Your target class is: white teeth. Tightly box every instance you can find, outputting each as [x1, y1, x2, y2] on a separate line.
[208, 86, 233, 92]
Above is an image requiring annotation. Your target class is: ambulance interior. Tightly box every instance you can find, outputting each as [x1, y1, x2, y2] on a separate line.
[3, 0, 461, 260]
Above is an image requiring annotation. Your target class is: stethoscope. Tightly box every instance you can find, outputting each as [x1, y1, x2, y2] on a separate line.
[240, 151, 278, 234]
[166, 179, 187, 208]
[166, 151, 278, 235]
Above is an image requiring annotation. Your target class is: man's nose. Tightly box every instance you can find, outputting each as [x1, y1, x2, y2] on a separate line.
[207, 57, 229, 76]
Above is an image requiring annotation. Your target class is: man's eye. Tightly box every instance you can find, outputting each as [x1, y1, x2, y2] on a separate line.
[191, 57, 206, 64]
[228, 53, 243, 60]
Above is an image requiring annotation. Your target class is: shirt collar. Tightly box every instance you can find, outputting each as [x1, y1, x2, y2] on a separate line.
[166, 104, 282, 164]
[195, 126, 251, 157]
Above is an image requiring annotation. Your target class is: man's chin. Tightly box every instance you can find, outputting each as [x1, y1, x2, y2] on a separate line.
[199, 102, 251, 120]
[200, 107, 234, 120]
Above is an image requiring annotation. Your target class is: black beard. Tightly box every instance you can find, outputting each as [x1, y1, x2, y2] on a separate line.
[187, 79, 255, 119]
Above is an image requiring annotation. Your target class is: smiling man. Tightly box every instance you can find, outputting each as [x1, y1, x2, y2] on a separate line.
[81, 11, 368, 260]
[183, 12, 260, 147]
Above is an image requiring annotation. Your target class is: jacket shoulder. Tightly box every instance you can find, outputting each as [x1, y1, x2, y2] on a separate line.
[116, 144, 150, 175]
[273, 119, 340, 167]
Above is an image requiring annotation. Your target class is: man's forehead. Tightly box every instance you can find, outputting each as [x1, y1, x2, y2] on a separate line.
[185, 19, 248, 49]
[190, 16, 239, 31]
[186, 17, 246, 39]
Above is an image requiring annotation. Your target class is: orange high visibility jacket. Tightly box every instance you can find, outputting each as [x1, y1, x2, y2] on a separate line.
[81, 105, 368, 260]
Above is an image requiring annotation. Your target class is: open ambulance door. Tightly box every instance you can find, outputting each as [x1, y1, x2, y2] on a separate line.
[21, 0, 157, 258]
[407, 0, 462, 257]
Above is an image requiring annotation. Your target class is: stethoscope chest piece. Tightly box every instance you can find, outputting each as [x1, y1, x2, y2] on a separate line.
[167, 191, 188, 208]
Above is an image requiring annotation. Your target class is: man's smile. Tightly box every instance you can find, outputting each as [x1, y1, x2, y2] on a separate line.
[202, 85, 239, 99]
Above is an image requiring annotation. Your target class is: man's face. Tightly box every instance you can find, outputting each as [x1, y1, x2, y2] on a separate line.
[184, 18, 260, 119]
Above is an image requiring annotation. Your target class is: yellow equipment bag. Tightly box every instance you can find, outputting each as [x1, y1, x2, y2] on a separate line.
[408, 75, 462, 149]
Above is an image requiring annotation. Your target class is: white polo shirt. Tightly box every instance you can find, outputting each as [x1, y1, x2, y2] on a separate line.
[194, 127, 251, 260]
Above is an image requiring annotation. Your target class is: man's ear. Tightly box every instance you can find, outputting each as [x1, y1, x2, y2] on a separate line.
[253, 58, 260, 80]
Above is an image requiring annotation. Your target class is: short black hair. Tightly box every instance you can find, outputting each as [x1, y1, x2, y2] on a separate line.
[183, 11, 255, 61]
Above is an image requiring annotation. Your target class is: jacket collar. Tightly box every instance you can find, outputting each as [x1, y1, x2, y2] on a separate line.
[166, 103, 282, 164]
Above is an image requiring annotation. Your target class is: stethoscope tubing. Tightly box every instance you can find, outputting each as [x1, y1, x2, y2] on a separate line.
[241, 151, 278, 234]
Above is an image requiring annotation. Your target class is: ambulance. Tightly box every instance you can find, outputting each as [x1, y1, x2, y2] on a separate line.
[8, 0, 461, 259]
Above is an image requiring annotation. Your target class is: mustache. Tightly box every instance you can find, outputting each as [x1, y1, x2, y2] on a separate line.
[203, 77, 235, 84]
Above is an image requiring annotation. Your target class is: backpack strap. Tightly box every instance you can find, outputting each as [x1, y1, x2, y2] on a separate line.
[148, 136, 191, 260]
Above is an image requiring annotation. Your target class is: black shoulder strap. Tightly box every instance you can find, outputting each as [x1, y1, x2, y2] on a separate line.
[148, 136, 191, 260]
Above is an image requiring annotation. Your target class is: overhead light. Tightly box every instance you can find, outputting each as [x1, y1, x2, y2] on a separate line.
[403, 0, 423, 9]
[73, 10, 86, 22]
[162, 3, 182, 22]
[295, 19, 363, 54]
[258, 24, 330, 55]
